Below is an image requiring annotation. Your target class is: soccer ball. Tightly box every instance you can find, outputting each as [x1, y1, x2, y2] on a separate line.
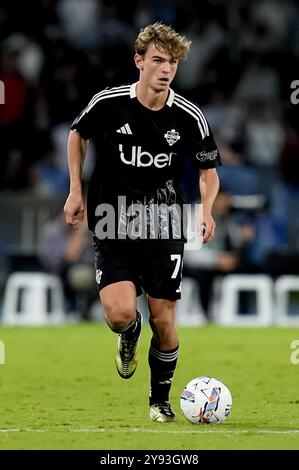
[180, 376, 232, 424]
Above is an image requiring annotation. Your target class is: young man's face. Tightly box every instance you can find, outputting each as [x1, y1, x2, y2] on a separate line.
[135, 43, 179, 92]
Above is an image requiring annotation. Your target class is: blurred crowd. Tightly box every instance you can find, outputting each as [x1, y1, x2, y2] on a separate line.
[1, 0, 299, 317]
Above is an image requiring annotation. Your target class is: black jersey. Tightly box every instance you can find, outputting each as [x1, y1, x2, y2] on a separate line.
[71, 83, 221, 240]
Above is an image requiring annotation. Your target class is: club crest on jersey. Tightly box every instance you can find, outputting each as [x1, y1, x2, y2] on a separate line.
[164, 129, 180, 146]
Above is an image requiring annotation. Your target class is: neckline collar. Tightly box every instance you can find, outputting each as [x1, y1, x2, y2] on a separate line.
[130, 82, 174, 108]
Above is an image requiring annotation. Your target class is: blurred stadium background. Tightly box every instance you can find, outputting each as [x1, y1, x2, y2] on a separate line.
[1, 0, 299, 325]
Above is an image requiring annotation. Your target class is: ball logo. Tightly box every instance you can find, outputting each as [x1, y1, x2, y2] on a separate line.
[224, 404, 232, 417]
[197, 387, 220, 423]
[119, 144, 176, 168]
[181, 389, 195, 403]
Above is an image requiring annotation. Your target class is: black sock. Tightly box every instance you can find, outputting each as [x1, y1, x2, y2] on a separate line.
[108, 310, 141, 335]
[122, 310, 141, 337]
[148, 340, 179, 406]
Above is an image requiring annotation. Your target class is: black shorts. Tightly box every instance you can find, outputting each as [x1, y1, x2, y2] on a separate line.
[93, 238, 184, 301]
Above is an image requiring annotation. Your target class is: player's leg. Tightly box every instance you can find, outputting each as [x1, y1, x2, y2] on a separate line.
[100, 281, 143, 379]
[148, 297, 178, 349]
[100, 280, 137, 332]
[141, 241, 184, 422]
[147, 297, 178, 422]
[93, 238, 143, 379]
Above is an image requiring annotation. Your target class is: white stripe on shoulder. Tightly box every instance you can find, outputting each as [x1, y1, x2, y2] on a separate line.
[75, 87, 131, 123]
[174, 94, 209, 137]
[173, 98, 206, 139]
[85, 85, 130, 113]
[174, 93, 209, 134]
[85, 90, 130, 114]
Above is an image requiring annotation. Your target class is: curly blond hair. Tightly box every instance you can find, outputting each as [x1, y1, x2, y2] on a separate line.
[135, 22, 191, 60]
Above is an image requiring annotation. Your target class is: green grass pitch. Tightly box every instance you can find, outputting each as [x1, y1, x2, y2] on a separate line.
[0, 323, 299, 450]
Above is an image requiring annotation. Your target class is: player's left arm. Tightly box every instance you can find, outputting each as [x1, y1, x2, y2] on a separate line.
[189, 111, 221, 243]
[199, 168, 219, 243]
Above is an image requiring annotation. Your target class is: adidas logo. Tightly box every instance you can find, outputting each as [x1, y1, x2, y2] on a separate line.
[116, 123, 132, 135]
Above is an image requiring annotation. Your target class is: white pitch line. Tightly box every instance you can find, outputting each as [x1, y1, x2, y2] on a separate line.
[0, 428, 299, 435]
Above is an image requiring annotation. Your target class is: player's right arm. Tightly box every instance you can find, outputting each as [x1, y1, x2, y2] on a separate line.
[64, 130, 89, 231]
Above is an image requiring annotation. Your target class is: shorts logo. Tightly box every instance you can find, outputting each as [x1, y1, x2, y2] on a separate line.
[96, 269, 103, 284]
[164, 129, 181, 146]
[196, 150, 218, 162]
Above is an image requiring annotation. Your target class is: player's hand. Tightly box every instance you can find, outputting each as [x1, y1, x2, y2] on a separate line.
[63, 191, 85, 231]
[200, 211, 216, 244]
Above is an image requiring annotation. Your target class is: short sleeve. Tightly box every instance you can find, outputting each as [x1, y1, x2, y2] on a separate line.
[191, 122, 222, 170]
[70, 94, 100, 140]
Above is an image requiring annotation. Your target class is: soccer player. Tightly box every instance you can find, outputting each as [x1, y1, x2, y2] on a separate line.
[64, 23, 221, 422]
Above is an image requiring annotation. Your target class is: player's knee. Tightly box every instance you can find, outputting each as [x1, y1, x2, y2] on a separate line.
[150, 314, 174, 332]
[104, 300, 135, 330]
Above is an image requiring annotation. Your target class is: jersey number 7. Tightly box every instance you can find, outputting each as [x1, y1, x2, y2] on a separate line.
[170, 254, 182, 279]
